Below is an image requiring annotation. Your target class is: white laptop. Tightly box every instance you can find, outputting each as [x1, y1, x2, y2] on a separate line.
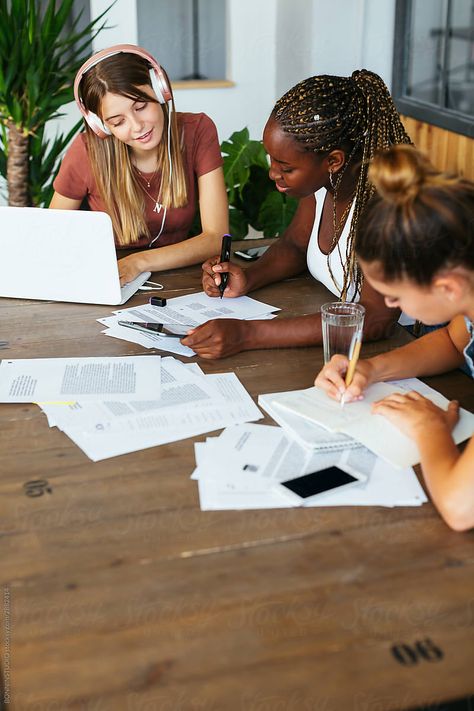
[0, 206, 151, 305]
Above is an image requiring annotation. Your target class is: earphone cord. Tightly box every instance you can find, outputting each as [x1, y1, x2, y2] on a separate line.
[149, 99, 173, 248]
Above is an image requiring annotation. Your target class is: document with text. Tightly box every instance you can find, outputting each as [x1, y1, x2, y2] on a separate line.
[40, 370, 262, 461]
[0, 356, 161, 403]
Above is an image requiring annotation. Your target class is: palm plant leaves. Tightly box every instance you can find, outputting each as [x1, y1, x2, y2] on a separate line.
[0, 0, 112, 205]
[0, 0, 112, 133]
[28, 119, 83, 206]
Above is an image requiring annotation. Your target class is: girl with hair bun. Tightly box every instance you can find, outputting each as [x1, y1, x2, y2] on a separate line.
[185, 69, 412, 358]
[51, 45, 228, 284]
[315, 144, 474, 531]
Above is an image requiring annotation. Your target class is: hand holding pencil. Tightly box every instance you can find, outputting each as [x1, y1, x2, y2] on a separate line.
[314, 339, 374, 405]
[340, 334, 362, 408]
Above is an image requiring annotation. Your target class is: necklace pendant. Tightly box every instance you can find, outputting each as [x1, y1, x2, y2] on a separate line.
[153, 202, 162, 214]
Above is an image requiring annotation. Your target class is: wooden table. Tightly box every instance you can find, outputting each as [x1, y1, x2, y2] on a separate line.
[1, 252, 473, 711]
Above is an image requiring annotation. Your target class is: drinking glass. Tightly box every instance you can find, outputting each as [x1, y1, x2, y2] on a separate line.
[321, 302, 365, 364]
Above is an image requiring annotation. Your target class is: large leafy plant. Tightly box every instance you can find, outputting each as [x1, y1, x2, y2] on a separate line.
[222, 127, 298, 238]
[0, 0, 111, 207]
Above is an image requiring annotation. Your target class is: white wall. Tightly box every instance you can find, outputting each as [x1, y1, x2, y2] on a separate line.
[310, 0, 396, 88]
[90, 0, 138, 47]
[275, 0, 314, 99]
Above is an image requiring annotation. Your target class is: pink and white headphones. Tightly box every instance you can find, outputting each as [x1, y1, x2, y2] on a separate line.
[73, 44, 172, 139]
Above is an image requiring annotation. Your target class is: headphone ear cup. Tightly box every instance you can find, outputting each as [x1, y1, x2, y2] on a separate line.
[149, 68, 172, 104]
[86, 111, 111, 139]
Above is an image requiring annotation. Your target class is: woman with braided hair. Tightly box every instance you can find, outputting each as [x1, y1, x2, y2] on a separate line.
[182, 70, 412, 359]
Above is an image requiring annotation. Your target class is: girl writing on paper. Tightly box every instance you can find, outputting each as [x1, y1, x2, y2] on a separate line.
[315, 145, 474, 531]
[183, 70, 412, 358]
[50, 45, 228, 284]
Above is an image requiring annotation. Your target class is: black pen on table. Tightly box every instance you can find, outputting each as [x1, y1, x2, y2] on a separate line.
[218, 233, 232, 299]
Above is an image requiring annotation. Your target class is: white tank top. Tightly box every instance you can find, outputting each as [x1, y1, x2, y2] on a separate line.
[307, 187, 357, 301]
[306, 187, 413, 325]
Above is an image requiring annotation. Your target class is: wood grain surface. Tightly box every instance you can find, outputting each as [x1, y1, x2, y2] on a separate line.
[401, 115, 474, 181]
[0, 245, 473, 711]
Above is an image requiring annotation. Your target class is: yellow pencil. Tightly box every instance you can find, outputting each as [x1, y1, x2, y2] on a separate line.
[341, 335, 362, 408]
[345, 337, 362, 387]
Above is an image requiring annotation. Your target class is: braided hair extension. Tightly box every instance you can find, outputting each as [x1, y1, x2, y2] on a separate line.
[272, 70, 412, 299]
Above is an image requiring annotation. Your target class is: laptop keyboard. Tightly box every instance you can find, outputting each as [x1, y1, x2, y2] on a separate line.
[119, 271, 152, 304]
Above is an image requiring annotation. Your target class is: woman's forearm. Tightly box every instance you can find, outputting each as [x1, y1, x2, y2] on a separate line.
[243, 313, 324, 350]
[368, 327, 466, 383]
[243, 240, 309, 293]
[415, 428, 474, 531]
[135, 231, 223, 272]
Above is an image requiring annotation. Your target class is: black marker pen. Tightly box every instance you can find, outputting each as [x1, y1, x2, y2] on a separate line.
[218, 234, 232, 299]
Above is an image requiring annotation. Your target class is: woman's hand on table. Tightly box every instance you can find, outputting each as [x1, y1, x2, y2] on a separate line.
[372, 391, 460, 440]
[201, 256, 248, 298]
[314, 355, 376, 403]
[181, 318, 250, 359]
[118, 253, 147, 286]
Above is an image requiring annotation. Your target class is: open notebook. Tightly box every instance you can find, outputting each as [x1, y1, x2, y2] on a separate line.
[0, 206, 151, 305]
[263, 379, 474, 468]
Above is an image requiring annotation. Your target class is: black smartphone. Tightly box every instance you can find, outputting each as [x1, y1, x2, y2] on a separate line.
[117, 321, 192, 337]
[275, 465, 367, 504]
[234, 245, 269, 261]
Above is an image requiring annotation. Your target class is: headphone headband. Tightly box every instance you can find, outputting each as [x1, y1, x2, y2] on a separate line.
[73, 44, 172, 138]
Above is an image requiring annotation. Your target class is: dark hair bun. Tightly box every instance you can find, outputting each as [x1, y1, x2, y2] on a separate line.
[368, 145, 437, 205]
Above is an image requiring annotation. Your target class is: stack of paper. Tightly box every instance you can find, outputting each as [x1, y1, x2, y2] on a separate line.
[192, 423, 427, 510]
[99, 291, 280, 357]
[0, 356, 263, 461]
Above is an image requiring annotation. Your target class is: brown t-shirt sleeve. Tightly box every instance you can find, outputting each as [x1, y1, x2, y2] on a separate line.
[191, 113, 224, 178]
[53, 133, 91, 200]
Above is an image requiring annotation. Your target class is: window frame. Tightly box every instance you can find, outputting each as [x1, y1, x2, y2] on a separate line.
[392, 0, 474, 137]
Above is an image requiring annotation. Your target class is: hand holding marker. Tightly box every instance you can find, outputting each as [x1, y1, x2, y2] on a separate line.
[218, 234, 232, 298]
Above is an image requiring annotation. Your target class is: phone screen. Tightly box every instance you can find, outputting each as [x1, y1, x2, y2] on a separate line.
[136, 322, 166, 333]
[280, 467, 359, 499]
[160, 323, 191, 337]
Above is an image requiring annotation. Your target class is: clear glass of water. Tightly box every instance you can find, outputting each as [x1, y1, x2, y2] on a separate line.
[321, 302, 365, 364]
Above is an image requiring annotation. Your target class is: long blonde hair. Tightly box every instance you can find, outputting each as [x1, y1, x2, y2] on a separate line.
[80, 53, 187, 246]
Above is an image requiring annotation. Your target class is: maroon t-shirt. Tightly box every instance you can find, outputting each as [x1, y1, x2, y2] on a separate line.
[53, 112, 223, 249]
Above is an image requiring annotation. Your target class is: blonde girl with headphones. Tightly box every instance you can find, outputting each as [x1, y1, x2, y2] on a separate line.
[50, 45, 228, 284]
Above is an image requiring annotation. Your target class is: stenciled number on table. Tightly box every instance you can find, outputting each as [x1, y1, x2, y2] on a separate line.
[391, 638, 444, 666]
[23, 479, 53, 497]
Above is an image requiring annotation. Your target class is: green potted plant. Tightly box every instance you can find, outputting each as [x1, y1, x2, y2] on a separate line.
[0, 0, 111, 207]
